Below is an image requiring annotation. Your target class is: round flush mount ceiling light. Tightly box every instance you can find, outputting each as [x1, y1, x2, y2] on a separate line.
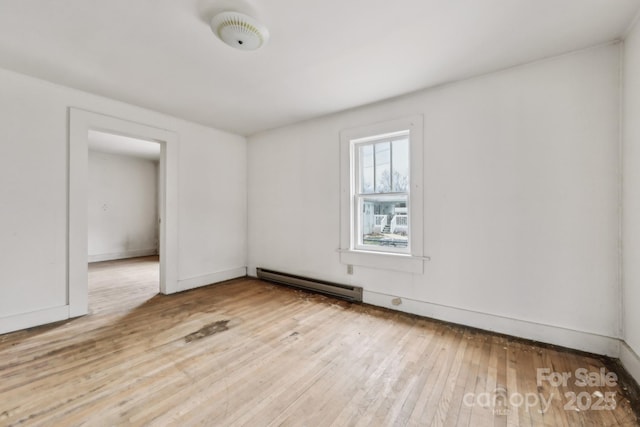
[210, 11, 269, 51]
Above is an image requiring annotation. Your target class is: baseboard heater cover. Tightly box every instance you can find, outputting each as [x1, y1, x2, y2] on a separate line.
[256, 268, 363, 302]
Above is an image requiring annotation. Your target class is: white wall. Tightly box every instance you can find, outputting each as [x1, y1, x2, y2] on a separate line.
[623, 18, 640, 382]
[88, 151, 159, 262]
[248, 44, 621, 355]
[0, 67, 246, 328]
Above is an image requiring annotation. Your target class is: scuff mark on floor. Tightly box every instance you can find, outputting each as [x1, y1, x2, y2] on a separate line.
[184, 320, 229, 343]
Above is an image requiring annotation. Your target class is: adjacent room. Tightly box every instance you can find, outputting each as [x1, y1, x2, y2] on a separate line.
[88, 131, 161, 310]
[1, 0, 640, 425]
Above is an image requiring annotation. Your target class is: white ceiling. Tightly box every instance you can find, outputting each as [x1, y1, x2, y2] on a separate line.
[0, 1, 638, 136]
[88, 130, 161, 161]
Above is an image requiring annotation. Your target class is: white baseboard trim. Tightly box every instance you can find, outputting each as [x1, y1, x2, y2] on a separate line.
[620, 342, 640, 385]
[0, 305, 70, 335]
[247, 266, 257, 277]
[364, 290, 621, 357]
[89, 249, 158, 263]
[174, 267, 247, 293]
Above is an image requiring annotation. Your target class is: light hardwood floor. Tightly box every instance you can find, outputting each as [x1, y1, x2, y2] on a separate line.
[0, 256, 638, 426]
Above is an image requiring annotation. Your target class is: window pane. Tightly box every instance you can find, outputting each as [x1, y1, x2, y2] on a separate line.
[374, 142, 391, 193]
[359, 195, 408, 249]
[359, 144, 374, 193]
[391, 138, 409, 192]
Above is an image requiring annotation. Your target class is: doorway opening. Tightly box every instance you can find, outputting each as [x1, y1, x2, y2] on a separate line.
[87, 131, 161, 311]
[69, 109, 178, 318]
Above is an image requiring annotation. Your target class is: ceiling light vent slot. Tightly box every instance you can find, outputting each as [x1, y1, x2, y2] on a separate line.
[210, 11, 269, 51]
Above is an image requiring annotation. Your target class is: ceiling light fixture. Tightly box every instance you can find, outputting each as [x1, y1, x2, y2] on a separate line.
[210, 11, 269, 51]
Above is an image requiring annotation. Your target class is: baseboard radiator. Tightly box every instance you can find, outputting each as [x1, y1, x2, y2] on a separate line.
[256, 268, 363, 302]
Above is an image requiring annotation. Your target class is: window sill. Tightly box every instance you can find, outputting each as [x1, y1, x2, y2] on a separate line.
[339, 249, 427, 274]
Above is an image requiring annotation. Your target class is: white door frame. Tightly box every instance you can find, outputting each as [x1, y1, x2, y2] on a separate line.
[68, 108, 178, 317]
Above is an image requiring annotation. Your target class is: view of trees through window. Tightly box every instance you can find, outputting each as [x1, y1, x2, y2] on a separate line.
[356, 137, 409, 250]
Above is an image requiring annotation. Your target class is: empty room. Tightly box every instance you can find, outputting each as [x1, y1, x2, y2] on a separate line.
[2, 0, 640, 425]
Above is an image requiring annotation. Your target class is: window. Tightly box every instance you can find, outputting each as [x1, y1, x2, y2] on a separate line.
[340, 115, 425, 273]
[353, 132, 410, 253]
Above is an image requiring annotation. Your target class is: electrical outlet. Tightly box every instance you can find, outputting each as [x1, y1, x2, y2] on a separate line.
[347, 264, 353, 275]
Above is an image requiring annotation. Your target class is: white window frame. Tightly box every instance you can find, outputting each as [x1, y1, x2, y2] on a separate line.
[339, 115, 425, 274]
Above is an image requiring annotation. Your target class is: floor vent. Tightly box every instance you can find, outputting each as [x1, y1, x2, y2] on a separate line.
[256, 268, 363, 302]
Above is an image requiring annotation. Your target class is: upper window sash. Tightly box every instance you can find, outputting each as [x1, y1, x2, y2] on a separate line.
[353, 135, 410, 196]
